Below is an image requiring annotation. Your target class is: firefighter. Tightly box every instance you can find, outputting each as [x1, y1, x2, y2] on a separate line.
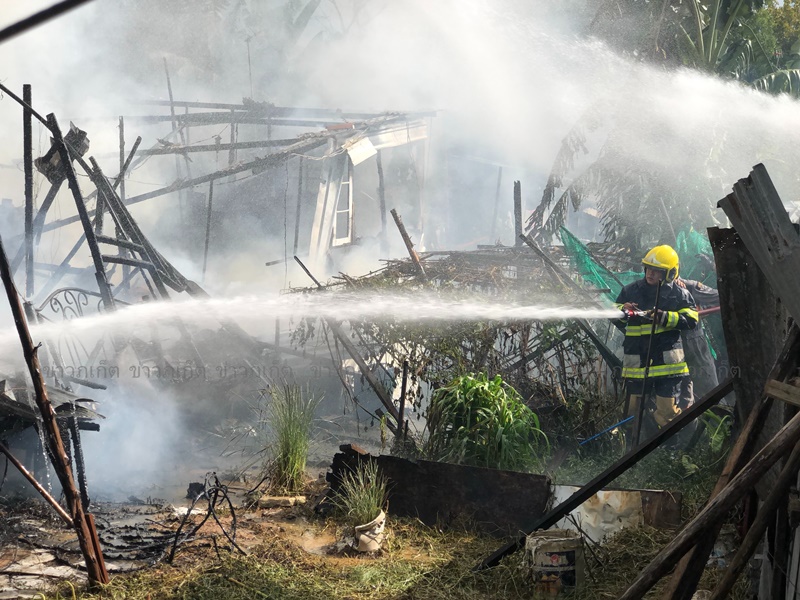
[615, 245, 699, 437]
[676, 277, 720, 409]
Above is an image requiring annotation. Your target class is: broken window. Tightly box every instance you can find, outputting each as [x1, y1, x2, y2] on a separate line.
[332, 159, 354, 247]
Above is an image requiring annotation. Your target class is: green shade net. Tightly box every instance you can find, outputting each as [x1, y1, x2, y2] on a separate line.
[675, 228, 715, 285]
[558, 226, 638, 302]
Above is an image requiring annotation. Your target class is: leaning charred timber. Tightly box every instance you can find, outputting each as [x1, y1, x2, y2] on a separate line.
[0, 236, 109, 586]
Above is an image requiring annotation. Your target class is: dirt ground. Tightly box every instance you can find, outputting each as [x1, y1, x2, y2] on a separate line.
[0, 477, 458, 600]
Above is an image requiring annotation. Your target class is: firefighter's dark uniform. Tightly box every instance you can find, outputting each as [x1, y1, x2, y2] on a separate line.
[615, 279, 699, 427]
[678, 279, 720, 408]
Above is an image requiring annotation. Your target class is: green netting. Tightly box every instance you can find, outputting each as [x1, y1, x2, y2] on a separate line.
[675, 228, 715, 284]
[558, 226, 638, 302]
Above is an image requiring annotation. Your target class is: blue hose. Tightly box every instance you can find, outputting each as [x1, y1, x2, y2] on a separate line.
[579, 415, 634, 446]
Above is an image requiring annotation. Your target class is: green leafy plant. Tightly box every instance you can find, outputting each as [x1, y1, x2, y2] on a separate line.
[701, 409, 733, 455]
[268, 383, 321, 493]
[424, 372, 548, 472]
[333, 460, 388, 526]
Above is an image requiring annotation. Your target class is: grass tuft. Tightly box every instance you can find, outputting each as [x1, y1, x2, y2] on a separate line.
[267, 383, 320, 493]
[332, 460, 389, 526]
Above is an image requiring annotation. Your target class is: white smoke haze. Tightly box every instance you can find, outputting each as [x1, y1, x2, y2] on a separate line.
[79, 379, 187, 501]
[2, 0, 800, 498]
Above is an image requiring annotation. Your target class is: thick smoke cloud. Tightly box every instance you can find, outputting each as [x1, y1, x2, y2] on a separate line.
[2, 0, 800, 499]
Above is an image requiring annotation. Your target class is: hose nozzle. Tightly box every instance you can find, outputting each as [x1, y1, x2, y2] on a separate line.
[620, 308, 649, 321]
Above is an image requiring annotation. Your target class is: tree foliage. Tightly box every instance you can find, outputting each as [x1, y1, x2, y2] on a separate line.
[529, 0, 800, 252]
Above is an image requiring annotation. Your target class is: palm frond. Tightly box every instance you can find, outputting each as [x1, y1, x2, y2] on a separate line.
[752, 68, 800, 95]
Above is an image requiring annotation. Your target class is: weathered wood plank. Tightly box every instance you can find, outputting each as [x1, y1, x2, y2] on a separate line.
[717, 163, 800, 326]
[764, 379, 800, 408]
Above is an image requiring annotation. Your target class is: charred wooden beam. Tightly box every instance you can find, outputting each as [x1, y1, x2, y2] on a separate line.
[136, 100, 436, 120]
[661, 331, 799, 599]
[23, 84, 34, 298]
[476, 377, 733, 570]
[138, 139, 298, 155]
[0, 236, 108, 586]
[101, 255, 156, 270]
[95, 234, 144, 253]
[0, 441, 73, 526]
[765, 379, 800, 408]
[0, 0, 94, 44]
[34, 262, 86, 276]
[34, 234, 87, 305]
[41, 135, 330, 234]
[131, 113, 369, 128]
[11, 180, 63, 274]
[47, 114, 115, 312]
[390, 208, 426, 279]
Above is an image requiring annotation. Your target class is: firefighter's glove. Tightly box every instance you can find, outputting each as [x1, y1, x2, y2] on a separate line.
[649, 309, 669, 327]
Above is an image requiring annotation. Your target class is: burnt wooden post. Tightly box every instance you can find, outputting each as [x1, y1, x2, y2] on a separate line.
[0, 236, 108, 586]
[390, 208, 426, 279]
[47, 114, 115, 312]
[202, 180, 213, 281]
[164, 58, 191, 218]
[119, 116, 130, 289]
[293, 156, 303, 254]
[377, 150, 388, 249]
[228, 108, 237, 173]
[490, 166, 503, 241]
[397, 359, 408, 441]
[23, 84, 34, 298]
[513, 181, 522, 246]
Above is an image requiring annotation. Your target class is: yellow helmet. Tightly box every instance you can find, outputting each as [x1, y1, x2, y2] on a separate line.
[642, 245, 679, 282]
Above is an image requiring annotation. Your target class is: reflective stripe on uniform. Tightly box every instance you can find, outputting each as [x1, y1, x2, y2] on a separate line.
[678, 307, 698, 322]
[622, 362, 690, 379]
[666, 311, 678, 328]
[624, 322, 676, 336]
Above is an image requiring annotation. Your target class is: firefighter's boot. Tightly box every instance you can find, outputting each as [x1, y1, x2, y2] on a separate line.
[654, 395, 681, 427]
[626, 394, 642, 419]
